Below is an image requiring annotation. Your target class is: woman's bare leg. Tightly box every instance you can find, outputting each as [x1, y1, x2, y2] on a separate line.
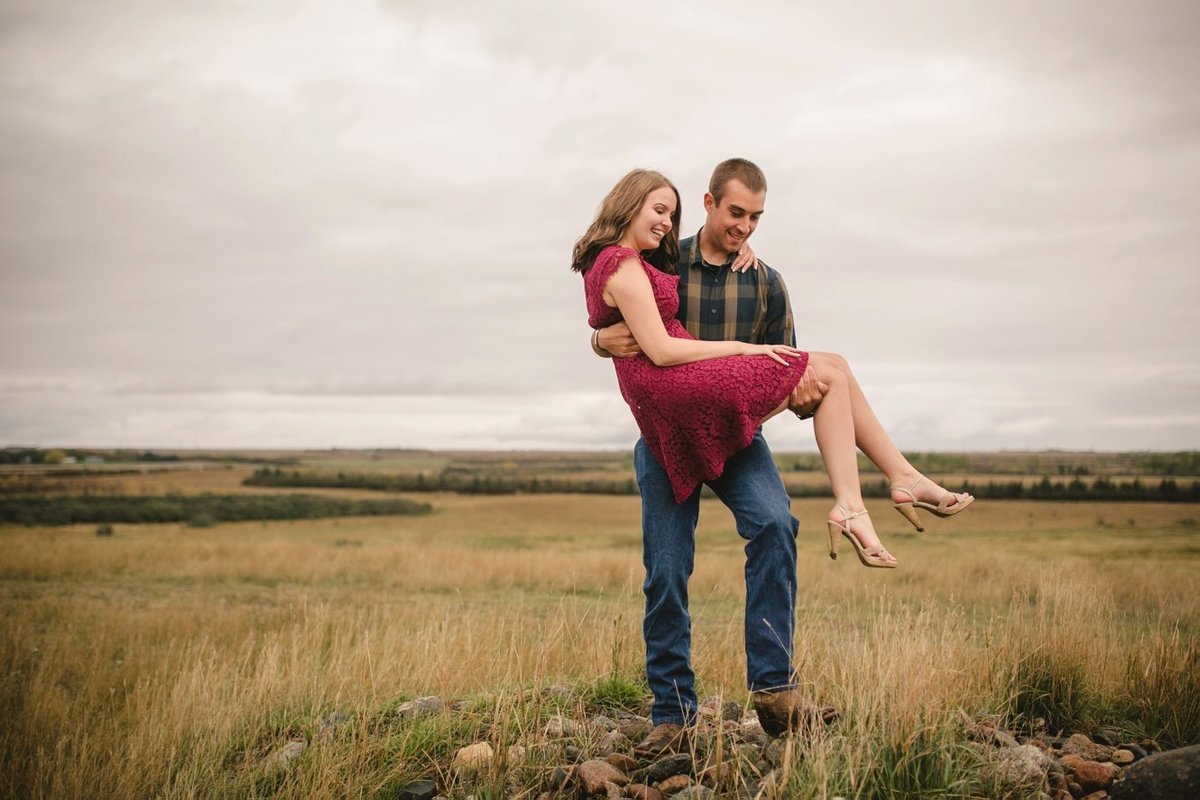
[793, 352, 895, 562]
[802, 351, 971, 515]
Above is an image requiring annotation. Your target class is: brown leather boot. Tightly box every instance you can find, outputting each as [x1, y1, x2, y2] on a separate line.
[633, 722, 688, 758]
[751, 690, 838, 738]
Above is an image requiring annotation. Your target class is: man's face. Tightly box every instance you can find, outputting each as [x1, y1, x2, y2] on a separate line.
[703, 179, 766, 256]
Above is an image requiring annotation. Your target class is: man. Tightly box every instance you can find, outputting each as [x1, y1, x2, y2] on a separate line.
[593, 158, 834, 753]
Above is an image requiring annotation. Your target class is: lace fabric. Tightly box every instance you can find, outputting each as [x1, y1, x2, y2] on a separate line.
[585, 245, 808, 502]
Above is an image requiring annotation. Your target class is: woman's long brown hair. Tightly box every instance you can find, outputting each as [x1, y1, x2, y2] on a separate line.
[570, 169, 682, 274]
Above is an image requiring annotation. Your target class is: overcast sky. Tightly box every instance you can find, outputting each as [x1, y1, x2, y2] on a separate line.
[2, 0, 1198, 453]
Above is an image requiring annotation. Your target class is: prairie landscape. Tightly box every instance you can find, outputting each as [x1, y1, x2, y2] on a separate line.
[1, 451, 1198, 799]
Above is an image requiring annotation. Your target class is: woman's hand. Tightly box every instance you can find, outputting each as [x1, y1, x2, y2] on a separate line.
[730, 242, 758, 273]
[743, 343, 805, 365]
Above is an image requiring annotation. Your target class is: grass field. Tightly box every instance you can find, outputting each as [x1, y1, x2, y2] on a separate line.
[1, 463, 1198, 798]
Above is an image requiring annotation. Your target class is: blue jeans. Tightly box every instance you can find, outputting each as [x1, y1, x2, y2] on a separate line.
[635, 430, 799, 725]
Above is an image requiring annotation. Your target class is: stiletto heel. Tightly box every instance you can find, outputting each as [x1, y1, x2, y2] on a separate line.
[826, 506, 896, 569]
[891, 476, 974, 532]
[893, 501, 925, 532]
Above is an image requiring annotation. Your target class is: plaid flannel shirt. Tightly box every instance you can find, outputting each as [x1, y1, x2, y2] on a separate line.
[674, 232, 796, 346]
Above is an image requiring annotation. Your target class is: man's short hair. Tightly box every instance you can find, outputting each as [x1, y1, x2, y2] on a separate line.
[709, 158, 767, 203]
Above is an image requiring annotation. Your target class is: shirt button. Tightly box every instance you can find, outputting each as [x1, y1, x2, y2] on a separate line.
[710, 308, 717, 314]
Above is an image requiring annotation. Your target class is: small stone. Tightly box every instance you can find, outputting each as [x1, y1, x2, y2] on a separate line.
[576, 760, 630, 796]
[641, 752, 693, 784]
[395, 779, 438, 800]
[506, 745, 526, 764]
[628, 785, 664, 800]
[677, 786, 716, 799]
[1119, 743, 1148, 760]
[1093, 728, 1121, 747]
[658, 774, 691, 793]
[607, 753, 640, 773]
[1072, 760, 1120, 792]
[591, 715, 618, 732]
[1111, 749, 1135, 766]
[1109, 743, 1200, 800]
[599, 730, 631, 757]
[1068, 781, 1084, 797]
[549, 766, 570, 789]
[1079, 792, 1110, 800]
[762, 738, 788, 768]
[565, 745, 583, 762]
[605, 782, 624, 800]
[451, 742, 494, 772]
[722, 701, 743, 722]
[1060, 754, 1088, 771]
[620, 718, 652, 740]
[396, 696, 444, 719]
[996, 744, 1053, 785]
[968, 721, 1020, 748]
[274, 740, 305, 767]
[1061, 734, 1114, 762]
[544, 715, 576, 738]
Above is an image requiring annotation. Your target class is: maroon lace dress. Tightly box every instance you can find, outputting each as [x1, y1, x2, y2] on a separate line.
[584, 245, 809, 502]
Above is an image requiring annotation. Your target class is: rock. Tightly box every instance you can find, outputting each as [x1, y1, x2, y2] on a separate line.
[506, 745, 526, 764]
[1079, 792, 1110, 800]
[658, 774, 691, 793]
[762, 738, 789, 768]
[1072, 760, 1120, 792]
[451, 742, 494, 772]
[395, 779, 438, 800]
[598, 730, 631, 757]
[607, 753, 640, 773]
[549, 766, 570, 789]
[1061, 734, 1114, 762]
[968, 721, 1020, 748]
[565, 745, 583, 762]
[1093, 728, 1121, 747]
[995, 744, 1053, 785]
[676, 786, 716, 799]
[1109, 744, 1200, 800]
[1111, 749, 1135, 766]
[591, 715, 618, 732]
[396, 696, 444, 719]
[576, 759, 630, 796]
[620, 718, 652, 740]
[641, 752, 693, 784]
[628, 784, 664, 800]
[1060, 754, 1089, 772]
[274, 740, 305, 767]
[1121, 743, 1148, 760]
[605, 781, 624, 800]
[544, 715, 576, 738]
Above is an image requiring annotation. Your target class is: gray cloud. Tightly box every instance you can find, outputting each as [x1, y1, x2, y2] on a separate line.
[2, 0, 1198, 450]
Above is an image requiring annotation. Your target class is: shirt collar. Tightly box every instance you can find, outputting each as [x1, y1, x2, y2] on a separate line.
[684, 229, 734, 270]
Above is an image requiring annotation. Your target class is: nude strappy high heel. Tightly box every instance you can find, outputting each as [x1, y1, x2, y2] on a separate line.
[891, 475, 974, 532]
[827, 506, 896, 569]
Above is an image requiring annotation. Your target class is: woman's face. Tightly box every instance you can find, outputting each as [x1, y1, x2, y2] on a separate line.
[622, 186, 676, 252]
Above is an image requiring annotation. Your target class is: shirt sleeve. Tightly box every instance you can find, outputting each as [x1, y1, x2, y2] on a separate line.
[760, 268, 796, 347]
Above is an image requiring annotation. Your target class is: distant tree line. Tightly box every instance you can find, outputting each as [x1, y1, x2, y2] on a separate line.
[245, 468, 1197, 503]
[0, 492, 431, 527]
[245, 467, 639, 496]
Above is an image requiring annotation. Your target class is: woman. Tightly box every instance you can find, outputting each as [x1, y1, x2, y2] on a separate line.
[572, 169, 973, 568]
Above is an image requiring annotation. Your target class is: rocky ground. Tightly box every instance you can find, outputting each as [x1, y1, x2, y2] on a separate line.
[271, 691, 1197, 799]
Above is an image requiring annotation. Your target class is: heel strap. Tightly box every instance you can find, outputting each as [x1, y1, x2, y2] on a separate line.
[833, 505, 870, 524]
[892, 475, 927, 502]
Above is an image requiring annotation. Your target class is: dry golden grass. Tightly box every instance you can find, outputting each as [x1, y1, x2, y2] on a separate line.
[2, 478, 1198, 798]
